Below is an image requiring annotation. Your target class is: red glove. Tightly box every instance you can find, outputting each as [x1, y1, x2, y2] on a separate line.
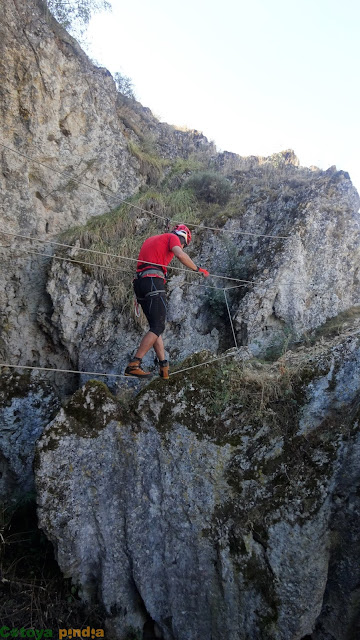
[199, 267, 210, 277]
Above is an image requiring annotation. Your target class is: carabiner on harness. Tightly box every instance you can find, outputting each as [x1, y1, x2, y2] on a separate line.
[134, 297, 141, 318]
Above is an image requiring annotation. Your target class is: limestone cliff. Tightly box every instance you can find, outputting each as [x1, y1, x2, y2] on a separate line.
[0, 0, 214, 499]
[1, 0, 360, 638]
[39, 154, 360, 390]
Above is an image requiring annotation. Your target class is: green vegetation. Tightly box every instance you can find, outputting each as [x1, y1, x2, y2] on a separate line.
[311, 306, 360, 341]
[63, 380, 118, 429]
[127, 140, 167, 185]
[184, 171, 232, 205]
[137, 350, 322, 445]
[42, 381, 121, 452]
[162, 153, 209, 188]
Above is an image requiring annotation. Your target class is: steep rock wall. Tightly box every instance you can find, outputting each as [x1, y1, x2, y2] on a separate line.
[0, 368, 60, 501]
[42, 161, 360, 382]
[36, 330, 360, 640]
[0, 0, 215, 498]
[233, 168, 360, 353]
[0, 0, 215, 369]
[0, 0, 138, 373]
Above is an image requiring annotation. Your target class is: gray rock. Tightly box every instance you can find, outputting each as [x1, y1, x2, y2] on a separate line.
[36, 337, 360, 639]
[0, 369, 60, 501]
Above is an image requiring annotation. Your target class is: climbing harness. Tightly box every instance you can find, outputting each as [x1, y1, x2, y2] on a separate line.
[136, 268, 165, 279]
[135, 289, 166, 301]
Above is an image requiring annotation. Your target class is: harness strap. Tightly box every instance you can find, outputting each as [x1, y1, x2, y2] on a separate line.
[137, 268, 165, 279]
[136, 289, 166, 301]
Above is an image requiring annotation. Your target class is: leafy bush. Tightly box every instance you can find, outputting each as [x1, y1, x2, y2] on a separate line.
[185, 172, 232, 205]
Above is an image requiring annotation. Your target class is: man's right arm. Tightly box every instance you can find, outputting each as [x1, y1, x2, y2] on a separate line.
[172, 245, 198, 271]
[172, 246, 210, 277]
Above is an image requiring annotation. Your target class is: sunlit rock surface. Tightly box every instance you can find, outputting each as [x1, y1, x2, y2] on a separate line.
[1, 1, 360, 636]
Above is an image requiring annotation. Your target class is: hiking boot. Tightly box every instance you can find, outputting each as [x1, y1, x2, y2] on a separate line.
[125, 357, 152, 378]
[159, 359, 169, 379]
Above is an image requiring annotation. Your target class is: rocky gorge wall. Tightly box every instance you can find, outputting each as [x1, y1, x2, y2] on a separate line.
[35, 330, 360, 640]
[1, 0, 360, 637]
[41, 160, 360, 389]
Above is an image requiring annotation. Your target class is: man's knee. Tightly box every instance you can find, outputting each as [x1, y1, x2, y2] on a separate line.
[149, 317, 165, 336]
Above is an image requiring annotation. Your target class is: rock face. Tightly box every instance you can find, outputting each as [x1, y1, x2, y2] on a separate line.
[0, 0, 137, 377]
[0, 0, 215, 501]
[232, 167, 360, 354]
[2, 0, 360, 636]
[36, 329, 360, 640]
[0, 0, 215, 369]
[41, 158, 360, 381]
[0, 369, 60, 501]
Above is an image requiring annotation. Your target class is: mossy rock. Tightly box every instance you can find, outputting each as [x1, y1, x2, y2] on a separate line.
[40, 381, 124, 453]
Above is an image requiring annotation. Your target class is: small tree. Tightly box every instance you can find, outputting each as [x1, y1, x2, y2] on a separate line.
[113, 72, 136, 100]
[45, 0, 111, 38]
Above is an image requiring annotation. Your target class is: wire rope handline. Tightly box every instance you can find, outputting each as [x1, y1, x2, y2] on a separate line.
[0, 232, 339, 291]
[168, 351, 238, 376]
[223, 288, 239, 349]
[0, 362, 130, 379]
[0, 243, 251, 291]
[0, 350, 239, 380]
[0, 230, 255, 285]
[0, 140, 290, 240]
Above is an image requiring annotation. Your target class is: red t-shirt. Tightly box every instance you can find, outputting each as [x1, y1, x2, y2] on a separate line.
[137, 233, 182, 276]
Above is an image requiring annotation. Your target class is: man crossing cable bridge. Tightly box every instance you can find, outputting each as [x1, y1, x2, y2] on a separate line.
[125, 224, 209, 379]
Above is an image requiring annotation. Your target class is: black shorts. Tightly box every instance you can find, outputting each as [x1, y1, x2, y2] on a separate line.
[133, 276, 167, 337]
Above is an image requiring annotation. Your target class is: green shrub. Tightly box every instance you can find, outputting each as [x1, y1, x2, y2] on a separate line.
[184, 171, 232, 205]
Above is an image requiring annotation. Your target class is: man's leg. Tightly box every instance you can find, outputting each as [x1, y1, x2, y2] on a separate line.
[134, 334, 166, 362]
[153, 335, 166, 362]
[125, 331, 157, 377]
[134, 331, 161, 360]
[126, 332, 168, 378]
[125, 278, 167, 378]
[153, 335, 169, 378]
